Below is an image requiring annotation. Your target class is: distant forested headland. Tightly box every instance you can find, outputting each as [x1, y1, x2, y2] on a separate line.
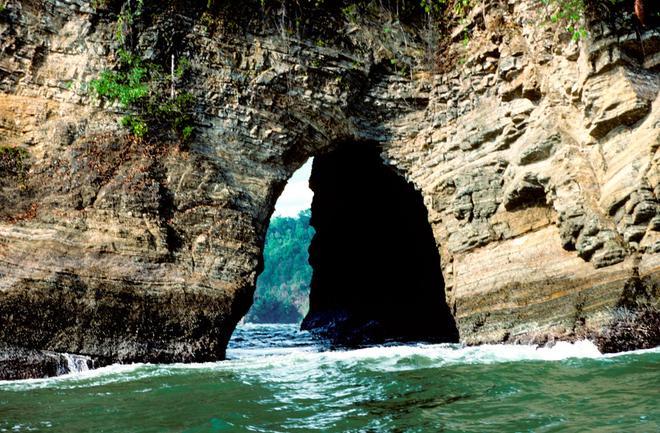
[246, 209, 314, 323]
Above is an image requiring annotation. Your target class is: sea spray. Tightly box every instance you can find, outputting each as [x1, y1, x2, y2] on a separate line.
[61, 353, 92, 374]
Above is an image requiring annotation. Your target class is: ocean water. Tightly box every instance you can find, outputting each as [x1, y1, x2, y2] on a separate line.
[1, 324, 658, 433]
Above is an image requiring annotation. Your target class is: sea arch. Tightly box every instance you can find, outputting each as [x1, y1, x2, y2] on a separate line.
[246, 140, 459, 345]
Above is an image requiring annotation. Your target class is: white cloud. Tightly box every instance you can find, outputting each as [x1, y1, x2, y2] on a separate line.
[273, 159, 314, 217]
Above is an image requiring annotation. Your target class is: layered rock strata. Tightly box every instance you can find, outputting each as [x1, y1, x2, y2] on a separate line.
[0, 0, 658, 377]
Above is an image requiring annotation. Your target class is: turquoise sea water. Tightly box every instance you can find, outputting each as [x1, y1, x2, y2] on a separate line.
[1, 324, 658, 432]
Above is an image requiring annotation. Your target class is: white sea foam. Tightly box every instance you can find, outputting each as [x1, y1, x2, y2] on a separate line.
[60, 353, 91, 374]
[2, 340, 657, 391]
[0, 362, 148, 390]
[220, 340, 606, 374]
[226, 346, 317, 360]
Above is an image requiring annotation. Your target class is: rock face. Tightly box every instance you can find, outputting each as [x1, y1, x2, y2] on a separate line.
[0, 0, 658, 376]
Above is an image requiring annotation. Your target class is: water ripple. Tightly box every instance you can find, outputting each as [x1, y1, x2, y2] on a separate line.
[0, 325, 658, 433]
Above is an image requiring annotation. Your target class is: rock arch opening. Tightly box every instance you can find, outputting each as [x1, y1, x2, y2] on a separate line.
[238, 142, 458, 346]
[301, 143, 458, 345]
[242, 159, 315, 325]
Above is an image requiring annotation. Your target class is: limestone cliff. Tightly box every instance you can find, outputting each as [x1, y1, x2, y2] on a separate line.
[0, 0, 658, 377]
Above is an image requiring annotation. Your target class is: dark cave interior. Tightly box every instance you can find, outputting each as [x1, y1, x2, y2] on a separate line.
[301, 143, 459, 345]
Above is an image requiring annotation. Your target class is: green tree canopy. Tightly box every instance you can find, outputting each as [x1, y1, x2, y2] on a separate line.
[245, 209, 315, 323]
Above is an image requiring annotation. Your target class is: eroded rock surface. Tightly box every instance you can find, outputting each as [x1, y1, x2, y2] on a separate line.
[0, 0, 658, 377]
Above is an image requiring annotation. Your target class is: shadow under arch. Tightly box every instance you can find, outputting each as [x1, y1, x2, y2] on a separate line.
[299, 141, 459, 345]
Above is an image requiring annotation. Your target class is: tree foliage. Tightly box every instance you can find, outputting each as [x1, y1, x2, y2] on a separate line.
[89, 0, 196, 144]
[90, 50, 196, 142]
[246, 209, 315, 324]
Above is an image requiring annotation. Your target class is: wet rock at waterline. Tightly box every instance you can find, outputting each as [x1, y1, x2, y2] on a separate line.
[0, 0, 659, 378]
[0, 346, 93, 381]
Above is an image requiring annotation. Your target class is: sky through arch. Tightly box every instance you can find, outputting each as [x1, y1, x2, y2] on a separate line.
[274, 159, 314, 217]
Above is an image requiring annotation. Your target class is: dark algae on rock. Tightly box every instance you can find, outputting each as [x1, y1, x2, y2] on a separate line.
[0, 0, 659, 378]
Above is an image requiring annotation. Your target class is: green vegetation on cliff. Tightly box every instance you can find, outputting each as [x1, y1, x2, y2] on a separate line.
[246, 210, 315, 324]
[89, 0, 196, 144]
[90, 48, 195, 143]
